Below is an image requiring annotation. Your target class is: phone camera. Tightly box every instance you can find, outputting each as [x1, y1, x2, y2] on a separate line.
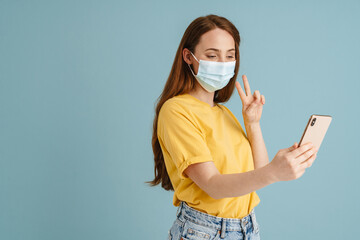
[311, 118, 316, 126]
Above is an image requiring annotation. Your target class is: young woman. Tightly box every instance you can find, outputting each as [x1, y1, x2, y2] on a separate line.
[147, 14, 318, 240]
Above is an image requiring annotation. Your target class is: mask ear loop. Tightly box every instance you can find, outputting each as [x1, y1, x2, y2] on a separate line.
[189, 51, 200, 63]
[187, 63, 196, 77]
[187, 51, 199, 77]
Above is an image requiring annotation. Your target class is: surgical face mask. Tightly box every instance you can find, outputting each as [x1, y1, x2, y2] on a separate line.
[187, 51, 236, 93]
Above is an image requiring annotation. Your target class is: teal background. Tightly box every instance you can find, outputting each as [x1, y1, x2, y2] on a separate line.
[1, 0, 359, 239]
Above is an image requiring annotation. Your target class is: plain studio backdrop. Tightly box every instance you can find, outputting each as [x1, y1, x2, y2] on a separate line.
[1, 0, 359, 239]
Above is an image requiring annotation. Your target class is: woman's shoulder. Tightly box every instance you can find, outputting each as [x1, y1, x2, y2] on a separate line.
[158, 96, 188, 124]
[157, 95, 197, 133]
[160, 94, 191, 114]
[218, 103, 232, 115]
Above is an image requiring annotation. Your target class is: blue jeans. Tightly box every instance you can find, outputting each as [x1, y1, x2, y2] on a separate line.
[168, 201, 260, 240]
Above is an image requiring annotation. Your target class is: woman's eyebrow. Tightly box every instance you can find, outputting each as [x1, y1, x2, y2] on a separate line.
[205, 48, 235, 52]
[205, 48, 220, 52]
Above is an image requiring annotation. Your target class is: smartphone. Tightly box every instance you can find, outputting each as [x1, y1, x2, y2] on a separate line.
[298, 114, 332, 151]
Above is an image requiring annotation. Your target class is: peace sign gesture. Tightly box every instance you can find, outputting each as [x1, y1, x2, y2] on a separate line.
[235, 75, 265, 124]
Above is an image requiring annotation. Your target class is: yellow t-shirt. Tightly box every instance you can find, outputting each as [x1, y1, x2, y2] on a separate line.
[157, 93, 260, 219]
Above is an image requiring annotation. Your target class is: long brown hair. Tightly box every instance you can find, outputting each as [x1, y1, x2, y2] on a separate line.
[145, 14, 241, 191]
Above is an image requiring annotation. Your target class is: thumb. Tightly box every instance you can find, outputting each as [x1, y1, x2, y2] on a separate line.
[287, 142, 298, 152]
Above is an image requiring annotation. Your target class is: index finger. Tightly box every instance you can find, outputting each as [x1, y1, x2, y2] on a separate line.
[289, 142, 314, 158]
[235, 81, 246, 102]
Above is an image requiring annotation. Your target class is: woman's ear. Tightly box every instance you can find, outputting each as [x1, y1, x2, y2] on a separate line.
[182, 48, 192, 65]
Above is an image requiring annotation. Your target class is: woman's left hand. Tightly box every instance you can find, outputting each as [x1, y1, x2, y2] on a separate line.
[235, 75, 265, 124]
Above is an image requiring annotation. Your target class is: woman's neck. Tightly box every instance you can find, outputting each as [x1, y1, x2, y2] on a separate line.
[188, 85, 216, 107]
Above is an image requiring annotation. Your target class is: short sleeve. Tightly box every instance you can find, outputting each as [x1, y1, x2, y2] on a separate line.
[157, 101, 214, 180]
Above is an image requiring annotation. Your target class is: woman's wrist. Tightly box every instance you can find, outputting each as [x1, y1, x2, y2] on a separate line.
[261, 162, 279, 185]
[243, 120, 260, 127]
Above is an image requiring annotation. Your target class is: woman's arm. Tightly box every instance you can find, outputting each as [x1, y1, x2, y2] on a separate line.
[234, 75, 268, 170]
[184, 142, 317, 199]
[184, 161, 276, 199]
[244, 122, 269, 169]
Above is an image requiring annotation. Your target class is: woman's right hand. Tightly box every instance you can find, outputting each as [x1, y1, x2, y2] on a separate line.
[269, 142, 318, 182]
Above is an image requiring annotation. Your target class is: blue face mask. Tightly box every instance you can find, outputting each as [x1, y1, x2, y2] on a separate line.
[187, 51, 236, 93]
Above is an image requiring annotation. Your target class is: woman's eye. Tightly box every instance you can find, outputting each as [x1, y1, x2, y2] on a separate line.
[227, 56, 235, 59]
[207, 55, 216, 58]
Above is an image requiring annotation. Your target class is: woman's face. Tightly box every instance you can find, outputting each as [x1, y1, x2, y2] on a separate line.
[184, 28, 235, 75]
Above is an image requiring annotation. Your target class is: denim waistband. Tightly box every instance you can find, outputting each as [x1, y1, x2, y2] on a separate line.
[176, 201, 258, 237]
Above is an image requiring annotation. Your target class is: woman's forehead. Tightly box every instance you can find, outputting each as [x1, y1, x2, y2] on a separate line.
[196, 28, 235, 52]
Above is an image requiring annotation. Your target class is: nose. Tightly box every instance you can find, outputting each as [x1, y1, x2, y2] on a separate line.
[218, 55, 226, 62]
